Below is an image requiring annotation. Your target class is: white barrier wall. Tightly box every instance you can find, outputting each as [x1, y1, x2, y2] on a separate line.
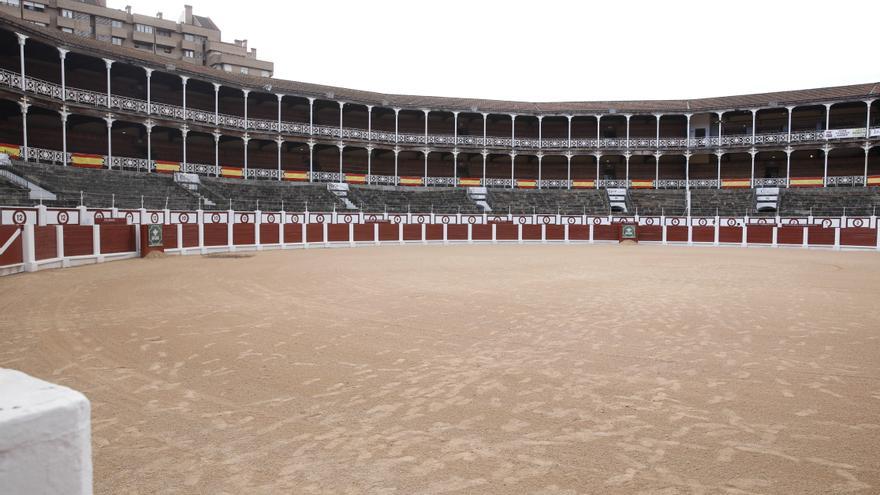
[0, 369, 92, 495]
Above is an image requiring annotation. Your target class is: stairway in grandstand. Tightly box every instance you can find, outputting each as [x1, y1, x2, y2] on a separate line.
[198, 177, 347, 212]
[347, 185, 482, 213]
[486, 189, 609, 215]
[606, 188, 627, 213]
[5, 160, 200, 209]
[0, 174, 32, 206]
[778, 187, 880, 216]
[327, 183, 358, 210]
[755, 188, 779, 214]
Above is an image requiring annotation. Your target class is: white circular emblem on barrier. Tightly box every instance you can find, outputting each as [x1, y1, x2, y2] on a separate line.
[95, 211, 105, 221]
[789, 218, 798, 225]
[468, 216, 477, 224]
[126, 212, 134, 223]
[567, 216, 576, 224]
[212, 213, 221, 223]
[57, 211, 69, 225]
[391, 215, 401, 224]
[854, 218, 864, 228]
[150, 212, 159, 223]
[698, 218, 708, 227]
[240, 214, 249, 223]
[822, 219, 832, 228]
[727, 218, 736, 227]
[519, 217, 527, 224]
[593, 217, 602, 225]
[441, 216, 450, 224]
[543, 216, 551, 224]
[417, 215, 425, 224]
[344, 214, 352, 224]
[671, 218, 680, 226]
[266, 214, 275, 224]
[316, 214, 325, 223]
[180, 212, 190, 223]
[645, 217, 654, 226]
[12, 209, 26, 225]
[290, 214, 300, 223]
[758, 218, 768, 224]
[367, 214, 377, 223]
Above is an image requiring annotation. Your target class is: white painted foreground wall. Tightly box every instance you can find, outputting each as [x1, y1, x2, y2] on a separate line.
[0, 369, 92, 495]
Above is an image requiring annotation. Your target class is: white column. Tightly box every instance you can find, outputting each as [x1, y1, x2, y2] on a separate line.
[595, 153, 601, 187]
[510, 114, 516, 150]
[19, 99, 29, 162]
[58, 48, 67, 102]
[751, 108, 757, 144]
[394, 108, 400, 143]
[276, 93, 283, 133]
[308, 97, 315, 134]
[423, 109, 429, 147]
[749, 149, 756, 186]
[685, 152, 690, 190]
[211, 82, 219, 124]
[866, 100, 874, 138]
[453, 151, 459, 183]
[716, 111, 723, 145]
[823, 145, 830, 186]
[655, 114, 661, 149]
[510, 152, 515, 189]
[181, 125, 188, 168]
[453, 111, 459, 146]
[624, 153, 630, 183]
[367, 105, 373, 142]
[481, 151, 487, 182]
[180, 76, 188, 120]
[864, 145, 870, 187]
[785, 147, 792, 187]
[242, 89, 249, 133]
[824, 103, 832, 138]
[242, 134, 250, 178]
[786, 106, 794, 143]
[654, 153, 660, 187]
[366, 146, 373, 183]
[685, 113, 691, 148]
[212, 131, 220, 177]
[143, 120, 153, 173]
[716, 151, 722, 189]
[423, 149, 428, 187]
[625, 114, 631, 148]
[338, 144, 345, 179]
[393, 148, 399, 185]
[567, 115, 573, 148]
[339, 101, 345, 138]
[596, 115, 601, 147]
[482, 113, 488, 146]
[105, 114, 114, 169]
[103, 59, 114, 109]
[308, 141, 314, 182]
[276, 136, 283, 181]
[537, 154, 543, 189]
[60, 108, 69, 166]
[16, 33, 27, 92]
[537, 115, 543, 150]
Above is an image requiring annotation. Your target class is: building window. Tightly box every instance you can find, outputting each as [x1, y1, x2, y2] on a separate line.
[156, 29, 172, 38]
[135, 24, 153, 34]
[61, 8, 74, 18]
[240, 67, 248, 75]
[60, 27, 73, 34]
[111, 19, 122, 28]
[162, 47, 172, 54]
[261, 70, 270, 78]
[183, 49, 194, 58]
[0, 0, 20, 6]
[111, 37, 123, 46]
[183, 33, 194, 42]
[22, 1, 45, 12]
[30, 20, 47, 26]
[222, 64, 232, 72]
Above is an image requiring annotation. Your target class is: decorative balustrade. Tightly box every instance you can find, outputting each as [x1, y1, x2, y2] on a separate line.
[656, 179, 688, 189]
[110, 156, 150, 171]
[25, 146, 67, 164]
[245, 168, 280, 180]
[181, 162, 219, 176]
[686, 179, 720, 189]
[1, 68, 877, 154]
[424, 176, 456, 187]
[826, 175, 866, 187]
[753, 178, 789, 187]
[483, 178, 515, 188]
[310, 171, 344, 182]
[538, 179, 571, 189]
[367, 174, 397, 185]
[598, 179, 629, 188]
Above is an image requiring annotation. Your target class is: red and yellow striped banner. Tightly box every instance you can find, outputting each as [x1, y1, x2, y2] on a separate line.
[458, 177, 481, 187]
[0, 142, 21, 158]
[630, 180, 654, 189]
[398, 176, 423, 187]
[283, 170, 309, 181]
[221, 166, 243, 179]
[571, 180, 595, 188]
[867, 175, 880, 186]
[789, 177, 824, 188]
[516, 179, 537, 189]
[345, 173, 367, 184]
[71, 153, 104, 169]
[721, 178, 751, 188]
[154, 160, 180, 174]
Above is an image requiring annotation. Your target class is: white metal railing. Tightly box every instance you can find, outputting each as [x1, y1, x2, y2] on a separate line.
[537, 179, 572, 189]
[753, 178, 789, 187]
[310, 171, 344, 182]
[598, 179, 629, 188]
[687, 179, 721, 189]
[424, 176, 456, 187]
[656, 179, 688, 189]
[826, 175, 866, 186]
[483, 178, 515, 188]
[245, 168, 280, 180]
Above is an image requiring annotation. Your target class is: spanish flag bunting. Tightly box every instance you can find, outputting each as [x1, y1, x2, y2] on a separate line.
[221, 166, 244, 178]
[154, 160, 180, 173]
[516, 179, 537, 189]
[571, 180, 595, 188]
[789, 177, 824, 188]
[345, 173, 367, 184]
[458, 177, 481, 187]
[867, 175, 880, 186]
[71, 153, 105, 169]
[630, 180, 653, 189]
[721, 178, 751, 188]
[398, 176, 423, 186]
[0, 142, 20, 158]
[283, 170, 309, 181]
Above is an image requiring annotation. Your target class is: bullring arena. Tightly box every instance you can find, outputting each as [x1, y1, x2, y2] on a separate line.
[1, 3, 880, 494]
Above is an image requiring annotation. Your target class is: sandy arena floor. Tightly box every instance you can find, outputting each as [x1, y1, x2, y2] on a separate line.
[2, 244, 880, 494]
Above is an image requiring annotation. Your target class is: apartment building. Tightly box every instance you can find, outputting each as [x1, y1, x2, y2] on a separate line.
[0, 0, 273, 76]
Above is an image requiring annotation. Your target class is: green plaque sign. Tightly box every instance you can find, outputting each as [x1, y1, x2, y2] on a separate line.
[621, 224, 637, 239]
[147, 224, 163, 247]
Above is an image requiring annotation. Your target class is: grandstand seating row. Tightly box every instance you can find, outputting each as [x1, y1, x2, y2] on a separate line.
[1, 161, 879, 216]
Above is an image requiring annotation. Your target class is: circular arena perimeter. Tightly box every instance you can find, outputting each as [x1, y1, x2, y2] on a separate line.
[2, 244, 880, 494]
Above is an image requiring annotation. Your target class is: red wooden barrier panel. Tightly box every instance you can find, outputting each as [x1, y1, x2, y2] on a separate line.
[306, 224, 324, 243]
[377, 223, 398, 241]
[639, 225, 662, 241]
[718, 226, 742, 243]
[425, 224, 443, 241]
[63, 225, 93, 256]
[840, 227, 876, 247]
[402, 224, 421, 241]
[777, 227, 804, 245]
[353, 224, 374, 242]
[747, 225, 773, 244]
[283, 223, 302, 243]
[0, 226, 22, 266]
[495, 224, 517, 241]
[568, 225, 589, 241]
[100, 225, 136, 254]
[471, 224, 492, 241]
[593, 225, 616, 241]
[446, 224, 467, 241]
[545, 225, 564, 241]
[259, 224, 279, 245]
[34, 226, 57, 260]
[692, 226, 714, 243]
[233, 224, 255, 245]
[162, 224, 178, 248]
[666, 226, 688, 242]
[327, 224, 349, 242]
[203, 224, 227, 246]
[522, 225, 541, 241]
[807, 226, 835, 246]
[182, 224, 199, 247]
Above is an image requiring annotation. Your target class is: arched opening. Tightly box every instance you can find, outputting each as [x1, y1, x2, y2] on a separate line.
[110, 120, 145, 164]
[247, 138, 278, 173]
[187, 131, 214, 166]
[485, 153, 512, 183]
[397, 109, 425, 135]
[280, 96, 309, 125]
[542, 155, 567, 181]
[218, 135, 245, 169]
[828, 102, 867, 131]
[151, 125, 183, 163]
[24, 38, 61, 84]
[0, 98, 23, 146]
[150, 70, 182, 107]
[456, 152, 483, 179]
[719, 152, 751, 180]
[789, 149, 824, 179]
[217, 86, 244, 118]
[688, 154, 718, 182]
[112, 62, 147, 101]
[514, 154, 538, 181]
[755, 108, 788, 135]
[427, 151, 454, 179]
[486, 114, 512, 139]
[26, 105, 61, 154]
[659, 155, 686, 181]
[342, 147, 368, 175]
[827, 147, 867, 185]
[67, 114, 107, 156]
[754, 151, 786, 182]
[456, 112, 483, 138]
[571, 155, 597, 182]
[721, 110, 752, 137]
[343, 104, 369, 131]
[280, 141, 309, 172]
[248, 91, 278, 122]
[571, 116, 598, 142]
[628, 155, 655, 181]
[599, 154, 626, 181]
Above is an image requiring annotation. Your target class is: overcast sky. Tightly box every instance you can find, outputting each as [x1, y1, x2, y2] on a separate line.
[117, 0, 877, 102]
